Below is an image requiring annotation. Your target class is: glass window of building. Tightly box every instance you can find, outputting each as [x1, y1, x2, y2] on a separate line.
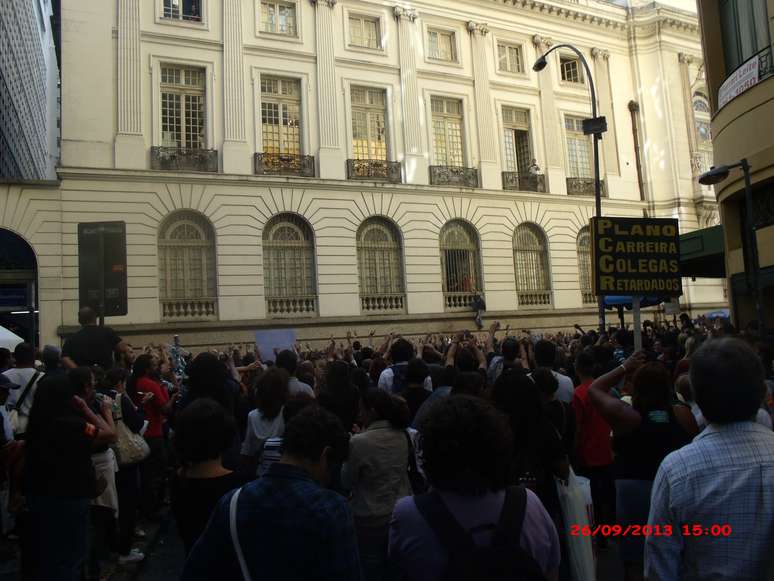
[261, 1, 297, 36]
[513, 223, 551, 306]
[431, 97, 464, 167]
[565, 116, 592, 178]
[163, 0, 202, 22]
[160, 65, 206, 149]
[263, 214, 317, 316]
[576, 227, 595, 304]
[719, 0, 770, 73]
[440, 220, 482, 310]
[497, 43, 523, 74]
[357, 218, 405, 312]
[502, 106, 531, 174]
[349, 15, 380, 49]
[261, 77, 301, 155]
[351, 87, 388, 161]
[560, 55, 584, 83]
[427, 29, 456, 62]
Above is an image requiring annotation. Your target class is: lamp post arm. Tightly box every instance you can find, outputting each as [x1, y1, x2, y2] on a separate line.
[538, 44, 598, 118]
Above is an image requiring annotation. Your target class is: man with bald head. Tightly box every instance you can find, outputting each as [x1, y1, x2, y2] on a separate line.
[62, 307, 133, 370]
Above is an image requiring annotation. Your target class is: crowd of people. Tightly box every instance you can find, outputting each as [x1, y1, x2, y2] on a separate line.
[1, 306, 773, 581]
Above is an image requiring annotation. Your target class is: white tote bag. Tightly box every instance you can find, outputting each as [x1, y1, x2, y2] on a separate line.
[556, 469, 596, 581]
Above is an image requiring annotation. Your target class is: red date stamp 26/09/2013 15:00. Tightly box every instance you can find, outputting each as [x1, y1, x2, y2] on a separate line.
[570, 524, 733, 538]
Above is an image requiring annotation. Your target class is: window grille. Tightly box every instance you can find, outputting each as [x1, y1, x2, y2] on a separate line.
[431, 97, 464, 166]
[565, 116, 592, 178]
[513, 223, 551, 307]
[349, 15, 380, 49]
[261, 1, 297, 36]
[263, 214, 317, 316]
[357, 218, 405, 312]
[440, 220, 481, 310]
[502, 106, 531, 174]
[261, 76, 301, 155]
[351, 87, 388, 161]
[158, 210, 217, 319]
[576, 227, 595, 304]
[160, 65, 205, 149]
[427, 29, 456, 61]
[497, 43, 523, 73]
[560, 55, 584, 83]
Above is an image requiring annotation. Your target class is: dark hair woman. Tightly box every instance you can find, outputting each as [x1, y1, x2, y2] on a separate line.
[342, 390, 411, 581]
[319, 360, 361, 432]
[532, 367, 576, 465]
[22, 375, 116, 581]
[171, 398, 247, 555]
[589, 354, 698, 581]
[240, 367, 289, 476]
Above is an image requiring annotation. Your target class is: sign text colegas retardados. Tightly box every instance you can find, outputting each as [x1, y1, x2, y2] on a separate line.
[591, 217, 682, 297]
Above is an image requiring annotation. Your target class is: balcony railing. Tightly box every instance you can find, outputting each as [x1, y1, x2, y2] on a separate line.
[566, 177, 607, 197]
[582, 291, 597, 305]
[151, 147, 218, 172]
[346, 159, 402, 183]
[161, 298, 217, 320]
[430, 166, 479, 188]
[255, 153, 315, 177]
[267, 296, 317, 317]
[518, 291, 552, 307]
[360, 293, 405, 313]
[444, 291, 477, 311]
[502, 172, 546, 192]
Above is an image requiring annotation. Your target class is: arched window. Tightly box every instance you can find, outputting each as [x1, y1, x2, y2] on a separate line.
[576, 227, 595, 304]
[513, 223, 551, 306]
[357, 218, 405, 313]
[158, 210, 217, 320]
[263, 213, 317, 316]
[440, 220, 482, 310]
[693, 92, 710, 114]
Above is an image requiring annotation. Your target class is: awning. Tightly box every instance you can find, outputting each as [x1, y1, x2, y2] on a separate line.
[680, 225, 725, 278]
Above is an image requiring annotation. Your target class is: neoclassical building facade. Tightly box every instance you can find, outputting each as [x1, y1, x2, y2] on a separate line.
[0, 0, 726, 349]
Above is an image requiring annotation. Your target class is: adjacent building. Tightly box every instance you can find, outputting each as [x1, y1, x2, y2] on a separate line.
[0, 0, 726, 349]
[696, 0, 774, 330]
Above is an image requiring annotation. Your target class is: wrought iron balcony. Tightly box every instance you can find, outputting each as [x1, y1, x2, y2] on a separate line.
[255, 153, 315, 177]
[582, 291, 597, 305]
[161, 298, 217, 321]
[566, 177, 607, 197]
[150, 147, 218, 172]
[444, 291, 477, 311]
[502, 172, 546, 192]
[518, 291, 552, 307]
[346, 159, 402, 183]
[360, 293, 405, 313]
[267, 295, 317, 317]
[430, 166, 479, 188]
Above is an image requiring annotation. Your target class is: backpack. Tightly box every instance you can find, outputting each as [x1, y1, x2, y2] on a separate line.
[389, 364, 409, 394]
[414, 486, 546, 581]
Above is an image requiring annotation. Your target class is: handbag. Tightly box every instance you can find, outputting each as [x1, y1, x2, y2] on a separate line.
[555, 468, 596, 581]
[111, 394, 150, 466]
[8, 372, 40, 437]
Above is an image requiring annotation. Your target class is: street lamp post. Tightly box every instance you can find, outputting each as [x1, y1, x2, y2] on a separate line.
[699, 159, 765, 332]
[534, 45, 607, 333]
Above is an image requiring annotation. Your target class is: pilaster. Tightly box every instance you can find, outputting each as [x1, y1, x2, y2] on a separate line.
[533, 35, 566, 194]
[394, 6, 427, 184]
[115, 0, 145, 169]
[591, 48, 620, 177]
[312, 0, 345, 179]
[468, 21, 499, 189]
[222, 0, 250, 174]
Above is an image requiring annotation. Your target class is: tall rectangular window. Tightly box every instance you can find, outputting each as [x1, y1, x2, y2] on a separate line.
[497, 43, 523, 74]
[163, 0, 202, 22]
[261, 77, 301, 155]
[719, 0, 770, 72]
[160, 65, 205, 149]
[261, 0, 297, 36]
[431, 97, 464, 166]
[427, 29, 456, 62]
[560, 55, 583, 83]
[349, 15, 380, 49]
[565, 116, 592, 178]
[502, 106, 531, 174]
[351, 87, 388, 160]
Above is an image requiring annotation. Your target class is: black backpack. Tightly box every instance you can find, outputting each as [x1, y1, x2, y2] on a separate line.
[414, 486, 546, 581]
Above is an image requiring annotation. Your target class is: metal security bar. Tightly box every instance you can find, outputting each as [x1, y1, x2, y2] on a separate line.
[357, 218, 405, 313]
[576, 227, 596, 304]
[263, 213, 317, 317]
[513, 223, 551, 307]
[158, 210, 218, 320]
[440, 220, 482, 311]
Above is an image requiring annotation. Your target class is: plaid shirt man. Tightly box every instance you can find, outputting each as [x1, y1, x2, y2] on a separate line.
[181, 463, 362, 581]
[645, 421, 774, 580]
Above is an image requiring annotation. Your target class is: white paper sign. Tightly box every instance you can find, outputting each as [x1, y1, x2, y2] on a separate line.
[254, 329, 297, 362]
[718, 57, 760, 109]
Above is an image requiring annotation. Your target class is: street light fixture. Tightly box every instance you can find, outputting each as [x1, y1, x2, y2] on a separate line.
[698, 159, 764, 332]
[533, 44, 607, 333]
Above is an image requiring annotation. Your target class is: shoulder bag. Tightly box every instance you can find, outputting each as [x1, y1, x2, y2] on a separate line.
[8, 372, 40, 437]
[112, 393, 150, 465]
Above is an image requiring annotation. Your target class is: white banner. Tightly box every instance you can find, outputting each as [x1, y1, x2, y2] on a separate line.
[718, 56, 760, 109]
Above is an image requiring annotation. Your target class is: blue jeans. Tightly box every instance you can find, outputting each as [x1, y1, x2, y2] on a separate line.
[25, 495, 90, 581]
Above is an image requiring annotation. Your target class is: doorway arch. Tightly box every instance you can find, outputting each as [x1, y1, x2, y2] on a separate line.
[0, 229, 38, 346]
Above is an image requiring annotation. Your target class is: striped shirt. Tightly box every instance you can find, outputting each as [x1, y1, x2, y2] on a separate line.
[257, 436, 283, 477]
[645, 421, 774, 580]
